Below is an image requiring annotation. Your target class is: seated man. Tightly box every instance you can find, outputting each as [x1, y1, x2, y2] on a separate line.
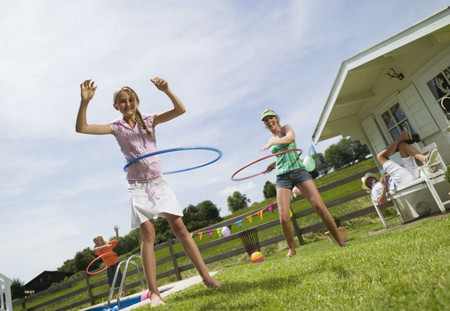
[361, 128, 437, 206]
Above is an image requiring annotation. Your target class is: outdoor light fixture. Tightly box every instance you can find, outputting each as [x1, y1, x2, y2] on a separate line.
[385, 68, 404, 80]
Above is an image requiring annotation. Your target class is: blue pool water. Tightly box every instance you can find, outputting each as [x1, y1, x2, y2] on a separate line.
[86, 295, 141, 311]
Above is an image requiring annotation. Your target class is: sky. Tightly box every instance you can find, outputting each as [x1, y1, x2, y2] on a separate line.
[1, 0, 447, 284]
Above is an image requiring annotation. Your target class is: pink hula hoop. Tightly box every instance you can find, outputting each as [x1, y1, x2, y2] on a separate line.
[231, 149, 303, 181]
[86, 252, 117, 275]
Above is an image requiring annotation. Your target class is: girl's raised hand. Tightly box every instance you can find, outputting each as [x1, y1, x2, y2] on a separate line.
[80, 80, 97, 102]
[150, 77, 169, 92]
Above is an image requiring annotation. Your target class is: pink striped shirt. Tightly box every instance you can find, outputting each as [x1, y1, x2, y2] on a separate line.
[109, 114, 163, 183]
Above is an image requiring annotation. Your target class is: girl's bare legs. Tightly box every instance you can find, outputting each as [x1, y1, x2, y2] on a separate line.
[277, 188, 297, 258]
[164, 213, 223, 287]
[140, 220, 166, 307]
[298, 180, 346, 247]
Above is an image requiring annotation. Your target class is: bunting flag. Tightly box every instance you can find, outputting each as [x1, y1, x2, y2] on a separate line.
[257, 209, 264, 220]
[310, 144, 317, 155]
[289, 209, 293, 218]
[190, 201, 283, 239]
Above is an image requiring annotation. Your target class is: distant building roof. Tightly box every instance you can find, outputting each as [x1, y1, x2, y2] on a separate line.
[24, 270, 73, 293]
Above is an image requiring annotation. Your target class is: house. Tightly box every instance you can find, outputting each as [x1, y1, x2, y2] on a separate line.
[23, 271, 72, 295]
[312, 7, 450, 221]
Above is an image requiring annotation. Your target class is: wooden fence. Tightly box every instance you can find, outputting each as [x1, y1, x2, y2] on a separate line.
[13, 166, 387, 311]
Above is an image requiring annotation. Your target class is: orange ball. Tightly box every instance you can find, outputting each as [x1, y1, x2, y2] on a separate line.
[250, 251, 264, 263]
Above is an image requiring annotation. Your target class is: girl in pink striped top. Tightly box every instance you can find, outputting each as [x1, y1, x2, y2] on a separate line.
[76, 77, 222, 307]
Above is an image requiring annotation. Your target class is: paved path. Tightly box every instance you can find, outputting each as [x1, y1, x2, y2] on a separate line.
[122, 271, 218, 310]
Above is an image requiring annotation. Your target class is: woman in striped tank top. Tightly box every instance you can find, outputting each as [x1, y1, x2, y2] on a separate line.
[76, 78, 222, 307]
[261, 109, 346, 258]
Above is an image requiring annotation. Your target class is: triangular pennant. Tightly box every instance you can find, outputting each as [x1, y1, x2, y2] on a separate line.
[246, 215, 253, 223]
[257, 209, 264, 220]
[236, 220, 242, 229]
[190, 233, 194, 238]
[267, 204, 274, 213]
[198, 232, 203, 240]
[207, 230, 213, 238]
[216, 228, 222, 237]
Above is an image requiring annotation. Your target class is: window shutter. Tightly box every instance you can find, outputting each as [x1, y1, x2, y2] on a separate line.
[361, 116, 402, 168]
[361, 116, 386, 155]
[398, 85, 439, 138]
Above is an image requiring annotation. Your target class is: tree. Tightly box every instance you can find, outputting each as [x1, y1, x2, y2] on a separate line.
[312, 153, 331, 177]
[74, 248, 97, 272]
[115, 228, 141, 255]
[351, 140, 370, 161]
[263, 181, 276, 199]
[182, 201, 222, 232]
[154, 217, 175, 245]
[197, 200, 221, 223]
[11, 278, 25, 300]
[227, 191, 250, 212]
[324, 138, 354, 170]
[59, 258, 77, 274]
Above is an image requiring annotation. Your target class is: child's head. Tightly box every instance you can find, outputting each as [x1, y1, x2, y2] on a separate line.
[113, 86, 140, 107]
[93, 235, 105, 246]
[113, 86, 154, 139]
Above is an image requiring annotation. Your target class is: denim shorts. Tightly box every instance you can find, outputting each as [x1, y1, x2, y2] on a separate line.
[276, 167, 312, 189]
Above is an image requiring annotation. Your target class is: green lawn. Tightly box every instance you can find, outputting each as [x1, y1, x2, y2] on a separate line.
[140, 214, 450, 311]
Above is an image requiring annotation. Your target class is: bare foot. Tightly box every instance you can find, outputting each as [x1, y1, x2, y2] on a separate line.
[149, 292, 166, 307]
[285, 249, 296, 258]
[203, 278, 224, 287]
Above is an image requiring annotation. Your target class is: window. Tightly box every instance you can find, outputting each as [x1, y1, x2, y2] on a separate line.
[380, 103, 415, 140]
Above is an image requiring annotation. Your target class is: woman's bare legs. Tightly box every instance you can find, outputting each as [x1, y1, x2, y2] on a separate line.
[140, 220, 166, 307]
[164, 213, 223, 287]
[377, 130, 410, 166]
[397, 142, 429, 165]
[277, 188, 297, 258]
[298, 180, 346, 246]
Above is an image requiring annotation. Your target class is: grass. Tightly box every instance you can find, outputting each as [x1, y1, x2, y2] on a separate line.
[138, 214, 450, 311]
[17, 158, 446, 310]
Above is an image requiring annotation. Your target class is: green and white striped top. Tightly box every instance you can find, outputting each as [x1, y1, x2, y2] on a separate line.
[270, 141, 303, 175]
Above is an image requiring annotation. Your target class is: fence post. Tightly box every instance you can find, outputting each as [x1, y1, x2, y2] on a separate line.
[84, 273, 95, 306]
[290, 206, 305, 245]
[21, 298, 27, 311]
[167, 239, 182, 280]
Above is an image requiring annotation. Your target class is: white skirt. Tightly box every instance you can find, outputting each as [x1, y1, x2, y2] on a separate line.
[128, 177, 183, 228]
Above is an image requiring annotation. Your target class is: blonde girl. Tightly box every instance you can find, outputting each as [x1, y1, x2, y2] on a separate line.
[261, 109, 346, 258]
[76, 78, 222, 307]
